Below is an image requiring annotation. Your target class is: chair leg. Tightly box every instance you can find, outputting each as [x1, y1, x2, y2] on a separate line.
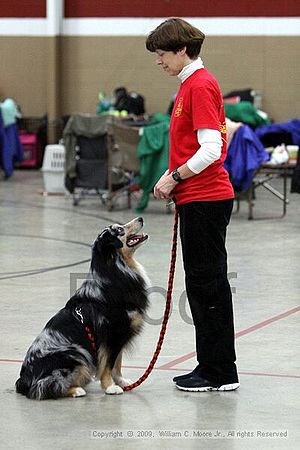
[235, 196, 240, 213]
[247, 185, 254, 220]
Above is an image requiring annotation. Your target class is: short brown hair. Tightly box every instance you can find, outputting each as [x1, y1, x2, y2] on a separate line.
[146, 18, 205, 59]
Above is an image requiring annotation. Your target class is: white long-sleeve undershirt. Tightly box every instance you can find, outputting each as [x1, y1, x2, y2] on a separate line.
[187, 129, 222, 174]
[178, 58, 222, 174]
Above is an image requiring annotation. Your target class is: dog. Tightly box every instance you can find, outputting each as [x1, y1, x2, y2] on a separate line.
[15, 217, 149, 399]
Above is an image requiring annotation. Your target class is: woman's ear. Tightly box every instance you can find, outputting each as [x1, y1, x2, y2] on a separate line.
[177, 46, 187, 56]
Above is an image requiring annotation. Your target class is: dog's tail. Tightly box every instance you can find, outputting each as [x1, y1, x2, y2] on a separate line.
[16, 364, 72, 400]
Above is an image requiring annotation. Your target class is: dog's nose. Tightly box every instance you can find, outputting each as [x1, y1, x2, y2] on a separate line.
[137, 217, 144, 225]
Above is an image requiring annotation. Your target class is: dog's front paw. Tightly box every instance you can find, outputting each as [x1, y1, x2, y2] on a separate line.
[105, 384, 124, 395]
[113, 376, 133, 387]
[68, 387, 87, 398]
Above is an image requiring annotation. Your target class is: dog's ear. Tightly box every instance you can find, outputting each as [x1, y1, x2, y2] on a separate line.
[97, 228, 123, 250]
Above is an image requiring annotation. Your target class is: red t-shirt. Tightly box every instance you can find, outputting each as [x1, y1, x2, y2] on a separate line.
[169, 68, 234, 204]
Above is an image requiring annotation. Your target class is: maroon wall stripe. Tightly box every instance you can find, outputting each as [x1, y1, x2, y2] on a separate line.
[0, 0, 46, 18]
[64, 0, 300, 18]
[1, 0, 299, 19]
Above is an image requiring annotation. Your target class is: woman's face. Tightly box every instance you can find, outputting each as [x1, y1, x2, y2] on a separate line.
[154, 49, 187, 76]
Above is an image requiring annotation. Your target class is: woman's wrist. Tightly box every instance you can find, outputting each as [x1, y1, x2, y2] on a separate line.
[170, 164, 196, 182]
[171, 168, 184, 183]
[168, 173, 179, 186]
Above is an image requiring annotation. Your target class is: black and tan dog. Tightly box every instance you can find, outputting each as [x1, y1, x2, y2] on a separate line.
[16, 217, 149, 399]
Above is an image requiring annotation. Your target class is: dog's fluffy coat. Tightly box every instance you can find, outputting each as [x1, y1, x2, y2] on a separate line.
[15, 217, 149, 399]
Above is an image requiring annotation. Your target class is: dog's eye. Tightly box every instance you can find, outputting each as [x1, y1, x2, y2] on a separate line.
[109, 225, 124, 236]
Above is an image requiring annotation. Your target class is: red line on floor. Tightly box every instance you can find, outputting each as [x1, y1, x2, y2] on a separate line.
[158, 304, 300, 370]
[158, 352, 196, 370]
[235, 305, 300, 338]
[3, 306, 299, 381]
[2, 361, 300, 380]
[121, 366, 300, 379]
[0, 359, 23, 364]
[238, 371, 300, 379]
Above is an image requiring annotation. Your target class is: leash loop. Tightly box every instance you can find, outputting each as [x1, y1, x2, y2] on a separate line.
[123, 206, 179, 391]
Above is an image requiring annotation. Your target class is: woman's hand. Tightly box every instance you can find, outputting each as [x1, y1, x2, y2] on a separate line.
[153, 170, 177, 199]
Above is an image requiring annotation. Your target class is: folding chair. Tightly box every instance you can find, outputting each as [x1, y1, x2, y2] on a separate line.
[105, 121, 141, 211]
[63, 114, 109, 206]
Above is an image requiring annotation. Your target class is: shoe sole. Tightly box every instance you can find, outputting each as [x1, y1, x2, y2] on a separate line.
[176, 383, 240, 392]
[213, 383, 240, 391]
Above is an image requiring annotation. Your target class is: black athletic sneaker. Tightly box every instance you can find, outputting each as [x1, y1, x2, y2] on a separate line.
[175, 373, 240, 392]
[172, 366, 200, 383]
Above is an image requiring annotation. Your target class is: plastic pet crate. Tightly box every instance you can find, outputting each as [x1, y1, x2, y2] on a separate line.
[41, 144, 66, 193]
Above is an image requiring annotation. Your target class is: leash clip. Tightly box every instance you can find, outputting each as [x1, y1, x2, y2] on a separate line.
[75, 306, 84, 324]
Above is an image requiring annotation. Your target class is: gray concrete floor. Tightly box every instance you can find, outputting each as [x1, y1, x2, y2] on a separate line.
[0, 170, 299, 450]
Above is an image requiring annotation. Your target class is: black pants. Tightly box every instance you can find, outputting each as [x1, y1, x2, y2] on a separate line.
[178, 199, 238, 384]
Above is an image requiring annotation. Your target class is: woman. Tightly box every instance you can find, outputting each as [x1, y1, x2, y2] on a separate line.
[146, 18, 239, 391]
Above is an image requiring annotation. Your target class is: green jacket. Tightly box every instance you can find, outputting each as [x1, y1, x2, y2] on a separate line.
[225, 101, 271, 127]
[136, 119, 170, 212]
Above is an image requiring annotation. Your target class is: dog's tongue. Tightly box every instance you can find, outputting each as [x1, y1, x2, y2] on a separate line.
[127, 234, 148, 247]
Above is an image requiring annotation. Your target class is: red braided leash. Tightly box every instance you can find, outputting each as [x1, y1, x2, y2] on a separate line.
[123, 207, 179, 392]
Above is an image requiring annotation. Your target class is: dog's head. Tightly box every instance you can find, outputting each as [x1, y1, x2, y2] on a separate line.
[96, 217, 148, 255]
